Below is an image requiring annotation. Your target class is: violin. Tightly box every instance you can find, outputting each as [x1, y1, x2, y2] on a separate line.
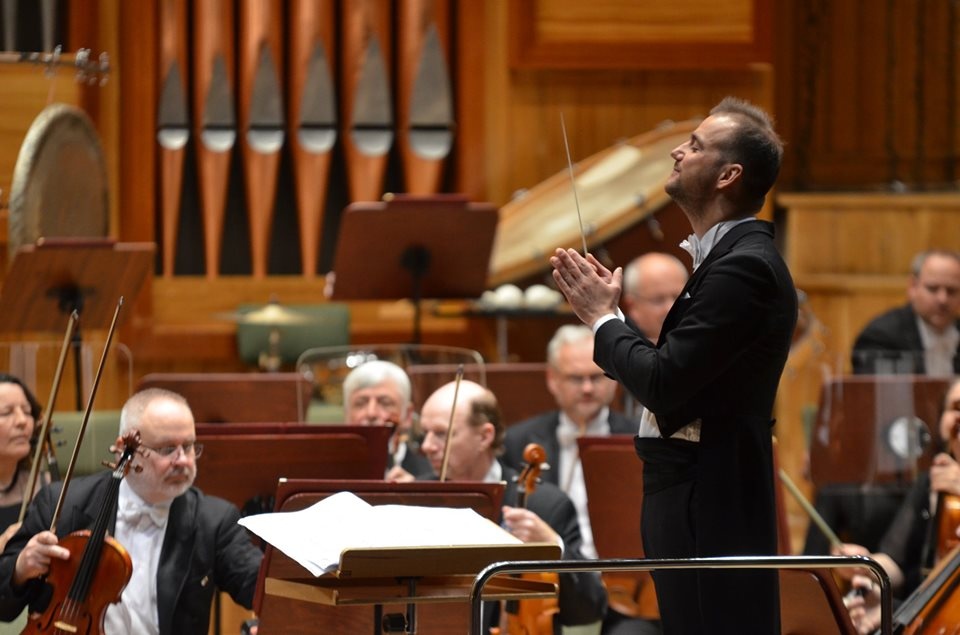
[23, 298, 130, 635]
[505, 443, 559, 635]
[24, 433, 139, 635]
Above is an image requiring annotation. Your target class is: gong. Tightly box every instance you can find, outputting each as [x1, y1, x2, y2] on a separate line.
[7, 103, 109, 262]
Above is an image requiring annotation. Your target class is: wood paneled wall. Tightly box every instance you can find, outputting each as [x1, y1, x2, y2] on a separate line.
[774, 0, 960, 191]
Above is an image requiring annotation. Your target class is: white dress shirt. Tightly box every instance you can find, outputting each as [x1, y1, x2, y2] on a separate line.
[103, 480, 170, 635]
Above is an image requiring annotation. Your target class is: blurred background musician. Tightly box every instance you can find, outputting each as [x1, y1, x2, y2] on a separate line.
[0, 375, 44, 553]
[622, 253, 689, 346]
[418, 379, 608, 634]
[342, 359, 432, 481]
[852, 249, 960, 376]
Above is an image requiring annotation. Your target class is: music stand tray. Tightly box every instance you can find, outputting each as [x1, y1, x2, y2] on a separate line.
[0, 238, 154, 333]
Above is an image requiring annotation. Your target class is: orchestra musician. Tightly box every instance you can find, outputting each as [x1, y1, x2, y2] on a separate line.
[418, 379, 608, 633]
[552, 96, 795, 633]
[342, 359, 433, 481]
[0, 388, 263, 634]
[833, 377, 960, 603]
[0, 374, 45, 552]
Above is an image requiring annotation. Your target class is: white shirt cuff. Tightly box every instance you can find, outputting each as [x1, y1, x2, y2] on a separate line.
[592, 309, 624, 334]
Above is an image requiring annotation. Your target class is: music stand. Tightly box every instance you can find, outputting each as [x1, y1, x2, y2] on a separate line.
[809, 375, 949, 487]
[254, 479, 556, 634]
[0, 238, 154, 408]
[331, 195, 497, 344]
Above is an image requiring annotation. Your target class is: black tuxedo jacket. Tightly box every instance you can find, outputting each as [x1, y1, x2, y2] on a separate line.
[851, 303, 960, 374]
[0, 471, 263, 634]
[595, 220, 796, 631]
[502, 410, 637, 486]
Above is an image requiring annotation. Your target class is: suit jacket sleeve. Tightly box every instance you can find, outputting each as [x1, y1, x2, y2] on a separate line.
[596, 248, 790, 418]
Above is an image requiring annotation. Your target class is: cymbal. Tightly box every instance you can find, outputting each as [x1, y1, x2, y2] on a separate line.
[216, 303, 313, 326]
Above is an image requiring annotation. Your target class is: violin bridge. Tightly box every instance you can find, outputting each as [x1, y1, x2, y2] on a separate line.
[53, 621, 78, 633]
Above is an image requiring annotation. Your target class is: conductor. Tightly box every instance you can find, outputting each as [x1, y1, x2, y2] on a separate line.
[551, 96, 796, 634]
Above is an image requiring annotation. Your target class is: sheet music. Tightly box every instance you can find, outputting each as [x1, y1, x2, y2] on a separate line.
[239, 490, 521, 576]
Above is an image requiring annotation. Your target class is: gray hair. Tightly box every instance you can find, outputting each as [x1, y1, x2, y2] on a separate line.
[119, 388, 192, 436]
[343, 360, 412, 404]
[546, 324, 594, 367]
[911, 249, 960, 276]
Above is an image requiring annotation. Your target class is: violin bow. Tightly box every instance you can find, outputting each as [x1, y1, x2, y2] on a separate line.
[18, 311, 78, 522]
[438, 364, 464, 482]
[49, 297, 123, 533]
[560, 111, 588, 257]
[778, 467, 842, 549]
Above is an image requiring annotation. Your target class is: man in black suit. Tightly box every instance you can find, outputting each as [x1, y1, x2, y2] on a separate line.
[0, 388, 262, 634]
[419, 379, 608, 633]
[503, 324, 637, 560]
[552, 96, 796, 634]
[852, 249, 960, 376]
[343, 359, 433, 481]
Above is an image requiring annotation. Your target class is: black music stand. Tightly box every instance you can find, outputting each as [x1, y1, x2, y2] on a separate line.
[0, 238, 154, 408]
[330, 195, 497, 344]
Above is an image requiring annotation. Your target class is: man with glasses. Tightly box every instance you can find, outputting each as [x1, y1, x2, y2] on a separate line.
[0, 388, 263, 634]
[503, 325, 638, 559]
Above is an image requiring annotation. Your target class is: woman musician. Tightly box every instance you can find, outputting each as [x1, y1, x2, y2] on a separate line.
[834, 378, 960, 631]
[0, 374, 47, 551]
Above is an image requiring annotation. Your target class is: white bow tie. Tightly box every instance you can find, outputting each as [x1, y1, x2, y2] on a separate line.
[679, 234, 704, 269]
[118, 503, 169, 529]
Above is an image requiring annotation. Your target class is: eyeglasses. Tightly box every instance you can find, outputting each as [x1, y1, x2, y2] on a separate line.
[141, 442, 203, 459]
[560, 373, 608, 387]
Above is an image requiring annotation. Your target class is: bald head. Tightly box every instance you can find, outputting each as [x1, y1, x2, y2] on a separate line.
[418, 380, 503, 481]
[623, 252, 689, 341]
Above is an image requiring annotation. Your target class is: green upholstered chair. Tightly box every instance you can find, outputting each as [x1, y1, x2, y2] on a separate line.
[47, 409, 122, 477]
[235, 303, 350, 370]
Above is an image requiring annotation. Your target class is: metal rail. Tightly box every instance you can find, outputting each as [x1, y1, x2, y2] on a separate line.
[469, 555, 892, 635]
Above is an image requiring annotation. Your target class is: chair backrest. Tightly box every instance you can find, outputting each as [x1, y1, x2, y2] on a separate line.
[295, 344, 485, 423]
[136, 372, 310, 423]
[236, 303, 350, 367]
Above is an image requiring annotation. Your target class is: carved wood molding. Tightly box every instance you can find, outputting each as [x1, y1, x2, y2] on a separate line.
[509, 0, 773, 69]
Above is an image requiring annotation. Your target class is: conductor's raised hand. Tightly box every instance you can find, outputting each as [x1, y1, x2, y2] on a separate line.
[550, 248, 622, 327]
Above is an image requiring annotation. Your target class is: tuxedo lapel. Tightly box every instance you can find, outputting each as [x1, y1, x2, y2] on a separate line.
[157, 493, 198, 634]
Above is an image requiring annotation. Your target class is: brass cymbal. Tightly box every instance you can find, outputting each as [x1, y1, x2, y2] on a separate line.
[216, 303, 312, 325]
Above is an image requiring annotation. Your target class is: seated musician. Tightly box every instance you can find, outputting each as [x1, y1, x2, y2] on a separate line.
[0, 388, 263, 634]
[343, 359, 433, 481]
[418, 378, 608, 633]
[501, 326, 657, 634]
[0, 375, 46, 552]
[833, 378, 960, 608]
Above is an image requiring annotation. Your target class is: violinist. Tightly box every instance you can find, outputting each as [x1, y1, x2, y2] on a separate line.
[343, 359, 433, 481]
[0, 375, 45, 551]
[417, 379, 608, 633]
[833, 377, 960, 601]
[0, 388, 263, 634]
